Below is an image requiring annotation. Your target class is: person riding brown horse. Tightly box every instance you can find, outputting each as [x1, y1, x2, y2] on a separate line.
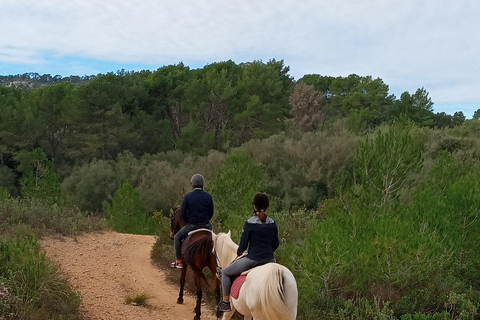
[171, 174, 214, 269]
[170, 203, 221, 319]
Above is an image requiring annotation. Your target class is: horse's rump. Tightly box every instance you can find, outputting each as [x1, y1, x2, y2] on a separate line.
[183, 230, 214, 285]
[239, 263, 298, 320]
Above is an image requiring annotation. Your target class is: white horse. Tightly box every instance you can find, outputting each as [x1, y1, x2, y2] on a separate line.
[213, 231, 298, 320]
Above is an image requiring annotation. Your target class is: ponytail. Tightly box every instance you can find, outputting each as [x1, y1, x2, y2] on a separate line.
[256, 209, 267, 222]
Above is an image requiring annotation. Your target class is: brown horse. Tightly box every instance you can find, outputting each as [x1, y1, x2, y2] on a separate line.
[170, 207, 221, 320]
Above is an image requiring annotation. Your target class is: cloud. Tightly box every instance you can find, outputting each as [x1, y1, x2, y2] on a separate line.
[0, 0, 479, 105]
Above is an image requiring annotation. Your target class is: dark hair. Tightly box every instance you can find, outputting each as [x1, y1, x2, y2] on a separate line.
[253, 192, 269, 222]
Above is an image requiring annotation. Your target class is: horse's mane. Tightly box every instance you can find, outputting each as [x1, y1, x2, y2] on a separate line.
[215, 232, 239, 268]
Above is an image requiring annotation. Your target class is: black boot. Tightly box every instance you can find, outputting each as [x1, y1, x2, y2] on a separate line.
[217, 300, 231, 312]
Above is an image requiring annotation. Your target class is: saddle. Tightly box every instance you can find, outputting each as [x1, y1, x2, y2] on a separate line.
[231, 275, 247, 299]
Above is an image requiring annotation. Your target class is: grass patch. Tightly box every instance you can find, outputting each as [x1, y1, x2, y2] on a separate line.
[125, 292, 150, 306]
[0, 234, 82, 320]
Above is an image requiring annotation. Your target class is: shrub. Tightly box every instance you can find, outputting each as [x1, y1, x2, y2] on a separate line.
[0, 166, 18, 197]
[208, 150, 268, 235]
[137, 150, 226, 214]
[353, 121, 423, 215]
[106, 181, 156, 235]
[14, 148, 62, 205]
[289, 125, 480, 319]
[0, 234, 82, 319]
[241, 119, 359, 210]
[61, 159, 119, 214]
[0, 197, 106, 236]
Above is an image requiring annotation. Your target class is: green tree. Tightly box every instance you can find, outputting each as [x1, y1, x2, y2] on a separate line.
[72, 74, 124, 161]
[329, 74, 394, 131]
[14, 148, 61, 204]
[234, 59, 294, 143]
[29, 82, 78, 165]
[393, 88, 434, 127]
[452, 111, 466, 126]
[106, 181, 155, 234]
[353, 121, 423, 214]
[61, 159, 119, 213]
[146, 63, 191, 142]
[298, 74, 335, 94]
[0, 165, 17, 196]
[473, 109, 480, 120]
[0, 86, 23, 165]
[209, 150, 268, 232]
[185, 61, 240, 151]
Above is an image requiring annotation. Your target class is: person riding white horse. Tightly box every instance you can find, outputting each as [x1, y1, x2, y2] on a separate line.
[217, 192, 280, 313]
[213, 231, 298, 320]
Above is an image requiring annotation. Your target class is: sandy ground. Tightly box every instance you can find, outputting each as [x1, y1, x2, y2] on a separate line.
[40, 231, 218, 320]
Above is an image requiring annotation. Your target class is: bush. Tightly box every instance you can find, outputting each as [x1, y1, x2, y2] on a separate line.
[208, 150, 268, 236]
[61, 159, 119, 214]
[106, 181, 156, 235]
[0, 234, 82, 319]
[241, 119, 359, 210]
[14, 148, 62, 205]
[288, 125, 480, 319]
[0, 197, 106, 236]
[0, 166, 18, 197]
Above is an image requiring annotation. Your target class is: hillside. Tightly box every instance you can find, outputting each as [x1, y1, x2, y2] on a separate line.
[0, 72, 95, 89]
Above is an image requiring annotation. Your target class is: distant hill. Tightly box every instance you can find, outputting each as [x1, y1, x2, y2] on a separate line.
[0, 73, 96, 89]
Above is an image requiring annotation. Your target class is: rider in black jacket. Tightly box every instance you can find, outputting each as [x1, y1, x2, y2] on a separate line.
[217, 192, 279, 313]
[171, 174, 214, 269]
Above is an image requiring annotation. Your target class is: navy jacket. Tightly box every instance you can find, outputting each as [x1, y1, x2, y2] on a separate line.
[237, 216, 279, 261]
[180, 188, 214, 225]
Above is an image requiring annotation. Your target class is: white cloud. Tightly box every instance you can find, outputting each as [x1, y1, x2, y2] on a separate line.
[0, 0, 479, 104]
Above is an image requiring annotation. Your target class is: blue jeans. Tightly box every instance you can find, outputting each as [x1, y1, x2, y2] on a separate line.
[221, 256, 275, 296]
[174, 223, 212, 260]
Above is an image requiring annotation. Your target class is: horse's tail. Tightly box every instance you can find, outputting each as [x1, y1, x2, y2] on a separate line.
[184, 234, 213, 286]
[258, 264, 298, 320]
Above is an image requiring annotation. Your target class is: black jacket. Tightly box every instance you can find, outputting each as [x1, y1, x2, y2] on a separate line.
[180, 189, 214, 224]
[237, 216, 279, 261]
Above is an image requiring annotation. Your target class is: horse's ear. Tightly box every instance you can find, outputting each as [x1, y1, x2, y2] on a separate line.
[227, 230, 231, 237]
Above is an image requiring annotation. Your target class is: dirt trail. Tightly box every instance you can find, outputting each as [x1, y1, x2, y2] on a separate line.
[40, 231, 218, 320]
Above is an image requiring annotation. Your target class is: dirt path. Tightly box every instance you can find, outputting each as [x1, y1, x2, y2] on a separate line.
[40, 231, 218, 320]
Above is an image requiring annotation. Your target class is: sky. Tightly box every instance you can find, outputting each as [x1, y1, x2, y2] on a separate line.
[1, 0, 479, 118]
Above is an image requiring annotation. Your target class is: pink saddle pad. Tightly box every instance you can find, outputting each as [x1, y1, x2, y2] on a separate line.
[231, 275, 247, 299]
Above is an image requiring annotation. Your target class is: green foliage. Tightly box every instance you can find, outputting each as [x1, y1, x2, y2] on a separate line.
[14, 148, 62, 205]
[241, 119, 359, 210]
[336, 299, 396, 320]
[61, 159, 119, 214]
[0, 187, 10, 202]
[124, 291, 150, 306]
[209, 150, 268, 235]
[353, 121, 423, 214]
[106, 181, 156, 235]
[0, 166, 17, 197]
[284, 126, 479, 319]
[0, 234, 82, 319]
[0, 197, 106, 236]
[137, 150, 226, 214]
[3, 64, 480, 320]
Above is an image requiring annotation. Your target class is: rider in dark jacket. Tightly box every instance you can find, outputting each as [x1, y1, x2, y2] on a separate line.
[217, 192, 279, 313]
[171, 174, 214, 269]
